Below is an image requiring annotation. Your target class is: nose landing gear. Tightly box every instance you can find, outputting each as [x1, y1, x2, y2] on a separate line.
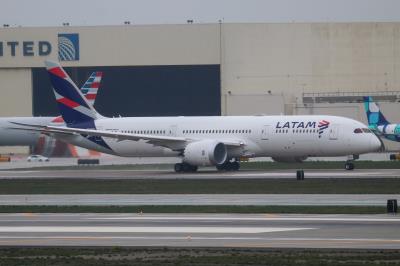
[344, 154, 359, 171]
[344, 161, 354, 170]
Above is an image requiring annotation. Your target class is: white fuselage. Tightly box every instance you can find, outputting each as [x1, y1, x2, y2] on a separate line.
[0, 117, 55, 146]
[54, 115, 381, 159]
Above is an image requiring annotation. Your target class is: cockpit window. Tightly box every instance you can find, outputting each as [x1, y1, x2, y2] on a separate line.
[354, 128, 372, 134]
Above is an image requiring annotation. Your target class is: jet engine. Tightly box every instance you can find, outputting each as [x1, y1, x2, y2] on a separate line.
[271, 156, 308, 163]
[183, 140, 227, 166]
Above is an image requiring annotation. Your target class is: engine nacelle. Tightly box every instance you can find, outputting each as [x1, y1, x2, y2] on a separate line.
[183, 140, 227, 166]
[272, 156, 308, 163]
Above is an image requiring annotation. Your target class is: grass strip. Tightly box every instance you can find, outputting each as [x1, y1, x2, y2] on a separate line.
[0, 247, 399, 266]
[0, 205, 385, 214]
[241, 160, 400, 170]
[0, 178, 398, 194]
[8, 160, 400, 171]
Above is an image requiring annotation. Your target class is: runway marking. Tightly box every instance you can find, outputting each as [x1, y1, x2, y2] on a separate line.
[89, 216, 400, 222]
[235, 171, 400, 176]
[0, 236, 398, 243]
[0, 226, 314, 234]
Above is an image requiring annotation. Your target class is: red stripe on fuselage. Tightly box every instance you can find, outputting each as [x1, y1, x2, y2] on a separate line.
[57, 97, 80, 108]
[49, 67, 67, 79]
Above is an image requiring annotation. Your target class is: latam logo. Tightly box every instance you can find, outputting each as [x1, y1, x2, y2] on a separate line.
[58, 33, 79, 61]
[318, 120, 330, 138]
[276, 121, 316, 129]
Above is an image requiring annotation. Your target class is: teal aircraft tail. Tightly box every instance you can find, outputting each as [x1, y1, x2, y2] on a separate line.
[363, 96, 390, 128]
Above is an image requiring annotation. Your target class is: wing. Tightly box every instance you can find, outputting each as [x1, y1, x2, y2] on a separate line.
[8, 122, 245, 151]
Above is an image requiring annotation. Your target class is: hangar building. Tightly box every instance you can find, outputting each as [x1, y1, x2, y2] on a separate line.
[1, 22, 400, 152]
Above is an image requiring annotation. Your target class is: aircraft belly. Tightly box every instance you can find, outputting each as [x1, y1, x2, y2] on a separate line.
[53, 134, 117, 155]
[106, 139, 177, 157]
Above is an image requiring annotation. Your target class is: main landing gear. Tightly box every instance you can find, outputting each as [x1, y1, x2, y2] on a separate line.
[216, 160, 240, 171]
[174, 163, 198, 173]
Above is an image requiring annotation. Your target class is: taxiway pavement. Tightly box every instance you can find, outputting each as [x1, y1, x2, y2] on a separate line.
[0, 194, 397, 206]
[0, 213, 398, 249]
[0, 169, 400, 179]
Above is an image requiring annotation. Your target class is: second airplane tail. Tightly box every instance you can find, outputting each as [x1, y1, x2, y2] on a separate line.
[45, 60, 103, 128]
[363, 96, 390, 128]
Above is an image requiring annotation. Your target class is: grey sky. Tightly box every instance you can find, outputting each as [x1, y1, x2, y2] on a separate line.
[1, 0, 399, 27]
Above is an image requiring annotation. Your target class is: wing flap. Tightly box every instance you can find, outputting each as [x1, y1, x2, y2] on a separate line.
[9, 122, 245, 150]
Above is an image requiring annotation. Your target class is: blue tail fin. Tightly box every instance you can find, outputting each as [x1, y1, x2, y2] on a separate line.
[45, 60, 103, 128]
[363, 96, 390, 127]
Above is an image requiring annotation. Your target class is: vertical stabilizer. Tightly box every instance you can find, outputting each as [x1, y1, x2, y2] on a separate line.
[363, 96, 390, 127]
[45, 60, 103, 128]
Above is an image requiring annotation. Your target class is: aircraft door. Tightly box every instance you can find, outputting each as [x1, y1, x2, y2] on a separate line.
[169, 125, 177, 137]
[329, 124, 339, 140]
[261, 125, 270, 140]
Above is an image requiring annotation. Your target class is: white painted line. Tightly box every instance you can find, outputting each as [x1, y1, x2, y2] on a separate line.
[89, 216, 400, 222]
[0, 236, 398, 243]
[0, 226, 314, 234]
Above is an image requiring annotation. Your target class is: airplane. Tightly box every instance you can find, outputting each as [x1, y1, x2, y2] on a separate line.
[364, 96, 400, 142]
[0, 71, 103, 154]
[11, 61, 382, 172]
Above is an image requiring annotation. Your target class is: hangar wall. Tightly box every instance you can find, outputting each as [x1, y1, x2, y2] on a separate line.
[222, 23, 400, 117]
[1, 22, 400, 152]
[0, 68, 31, 116]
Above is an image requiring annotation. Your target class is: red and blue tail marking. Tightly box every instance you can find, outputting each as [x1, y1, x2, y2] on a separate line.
[45, 61, 99, 128]
[80, 71, 103, 105]
[50, 71, 103, 124]
[45, 60, 111, 151]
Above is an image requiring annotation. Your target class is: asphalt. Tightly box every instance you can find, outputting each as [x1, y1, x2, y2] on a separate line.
[0, 194, 397, 206]
[1, 169, 400, 179]
[0, 213, 398, 249]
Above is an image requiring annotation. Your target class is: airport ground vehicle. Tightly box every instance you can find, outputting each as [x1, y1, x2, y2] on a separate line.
[27, 154, 49, 162]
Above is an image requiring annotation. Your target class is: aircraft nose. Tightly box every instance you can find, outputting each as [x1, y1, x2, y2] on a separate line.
[370, 134, 383, 152]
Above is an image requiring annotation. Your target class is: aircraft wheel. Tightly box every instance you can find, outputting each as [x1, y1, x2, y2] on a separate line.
[174, 163, 183, 173]
[190, 165, 198, 172]
[231, 161, 240, 171]
[184, 163, 198, 172]
[216, 164, 225, 171]
[345, 162, 354, 171]
[177, 163, 198, 172]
